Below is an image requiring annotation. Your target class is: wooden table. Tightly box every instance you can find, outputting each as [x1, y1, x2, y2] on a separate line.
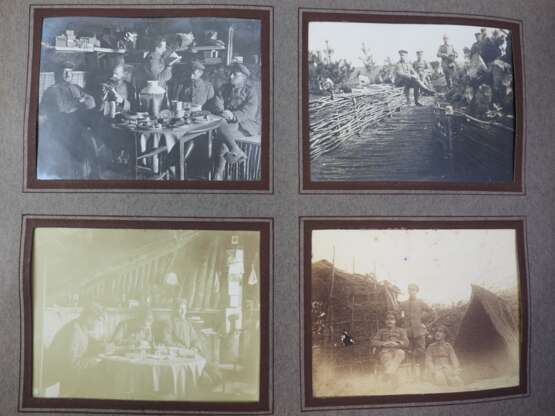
[114, 115, 223, 180]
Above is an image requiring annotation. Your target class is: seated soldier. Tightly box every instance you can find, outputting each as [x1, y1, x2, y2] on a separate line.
[97, 62, 137, 116]
[157, 299, 204, 352]
[371, 311, 409, 388]
[111, 307, 155, 349]
[156, 299, 223, 390]
[169, 61, 215, 108]
[44, 303, 105, 397]
[38, 62, 97, 179]
[94, 62, 137, 170]
[425, 325, 463, 387]
[207, 62, 260, 180]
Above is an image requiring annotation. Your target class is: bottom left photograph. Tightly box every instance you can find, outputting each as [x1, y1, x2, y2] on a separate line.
[20, 217, 271, 414]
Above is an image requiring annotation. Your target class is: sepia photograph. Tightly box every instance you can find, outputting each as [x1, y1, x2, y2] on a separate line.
[28, 8, 269, 187]
[304, 221, 527, 406]
[26, 223, 268, 408]
[303, 14, 522, 190]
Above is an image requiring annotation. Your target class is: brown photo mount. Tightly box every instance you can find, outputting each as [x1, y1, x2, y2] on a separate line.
[300, 10, 525, 193]
[300, 217, 529, 410]
[24, 6, 273, 192]
[19, 215, 273, 414]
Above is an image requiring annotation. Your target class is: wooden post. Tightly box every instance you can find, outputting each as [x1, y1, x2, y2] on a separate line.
[226, 27, 234, 65]
[445, 105, 455, 175]
[327, 247, 336, 343]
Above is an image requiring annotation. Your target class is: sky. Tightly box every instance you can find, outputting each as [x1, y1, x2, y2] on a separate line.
[312, 229, 519, 305]
[309, 22, 508, 66]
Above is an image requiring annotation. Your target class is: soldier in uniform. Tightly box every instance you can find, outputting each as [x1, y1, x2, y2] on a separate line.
[169, 61, 215, 108]
[399, 283, 436, 377]
[138, 36, 181, 91]
[208, 62, 260, 180]
[38, 62, 97, 179]
[413, 50, 430, 85]
[436, 34, 458, 88]
[425, 325, 463, 387]
[371, 312, 410, 388]
[395, 50, 435, 106]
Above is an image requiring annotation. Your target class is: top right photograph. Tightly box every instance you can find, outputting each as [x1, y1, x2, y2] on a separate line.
[302, 13, 523, 191]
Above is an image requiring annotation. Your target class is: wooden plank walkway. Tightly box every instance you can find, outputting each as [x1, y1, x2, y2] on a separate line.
[310, 97, 449, 182]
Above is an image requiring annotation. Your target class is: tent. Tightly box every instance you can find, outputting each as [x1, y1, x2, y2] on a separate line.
[455, 284, 520, 380]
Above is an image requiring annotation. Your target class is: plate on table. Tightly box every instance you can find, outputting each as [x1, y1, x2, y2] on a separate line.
[125, 112, 149, 120]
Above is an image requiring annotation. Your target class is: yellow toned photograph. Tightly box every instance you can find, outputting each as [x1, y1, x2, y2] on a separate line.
[310, 228, 522, 398]
[32, 228, 261, 402]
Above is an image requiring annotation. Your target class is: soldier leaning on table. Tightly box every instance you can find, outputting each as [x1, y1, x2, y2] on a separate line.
[44, 303, 106, 397]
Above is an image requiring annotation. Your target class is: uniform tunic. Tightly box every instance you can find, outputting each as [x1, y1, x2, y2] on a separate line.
[173, 78, 215, 108]
[97, 80, 136, 115]
[413, 59, 430, 82]
[40, 81, 96, 116]
[425, 341, 463, 386]
[371, 327, 409, 375]
[400, 298, 435, 359]
[142, 51, 173, 88]
[437, 44, 458, 68]
[158, 317, 206, 355]
[215, 81, 260, 136]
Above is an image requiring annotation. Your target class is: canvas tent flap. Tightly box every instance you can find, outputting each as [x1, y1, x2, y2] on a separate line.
[455, 284, 519, 380]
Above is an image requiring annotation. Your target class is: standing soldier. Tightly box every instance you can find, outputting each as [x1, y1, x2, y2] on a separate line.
[413, 50, 430, 85]
[436, 34, 458, 88]
[395, 50, 435, 106]
[208, 62, 260, 180]
[399, 283, 436, 378]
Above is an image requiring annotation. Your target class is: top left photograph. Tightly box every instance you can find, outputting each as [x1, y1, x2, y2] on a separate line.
[24, 7, 272, 191]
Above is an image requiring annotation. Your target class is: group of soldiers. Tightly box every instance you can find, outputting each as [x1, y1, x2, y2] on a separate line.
[370, 283, 463, 389]
[392, 29, 513, 116]
[39, 33, 260, 180]
[45, 299, 223, 398]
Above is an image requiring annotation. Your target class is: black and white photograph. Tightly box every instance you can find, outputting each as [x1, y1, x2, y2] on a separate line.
[305, 18, 520, 187]
[30, 226, 263, 403]
[32, 11, 268, 184]
[307, 225, 525, 400]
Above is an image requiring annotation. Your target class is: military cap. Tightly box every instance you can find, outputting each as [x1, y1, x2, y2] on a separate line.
[385, 311, 397, 320]
[408, 283, 419, 291]
[191, 60, 205, 71]
[434, 324, 448, 333]
[398, 49, 408, 55]
[416, 50, 424, 54]
[229, 62, 250, 77]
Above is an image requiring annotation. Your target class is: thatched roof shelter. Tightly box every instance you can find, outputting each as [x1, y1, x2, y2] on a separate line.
[311, 260, 400, 344]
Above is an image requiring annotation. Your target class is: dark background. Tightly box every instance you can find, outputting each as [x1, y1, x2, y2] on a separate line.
[1, 0, 554, 415]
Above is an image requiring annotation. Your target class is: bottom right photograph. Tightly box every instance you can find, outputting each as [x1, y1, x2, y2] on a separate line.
[303, 219, 527, 407]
